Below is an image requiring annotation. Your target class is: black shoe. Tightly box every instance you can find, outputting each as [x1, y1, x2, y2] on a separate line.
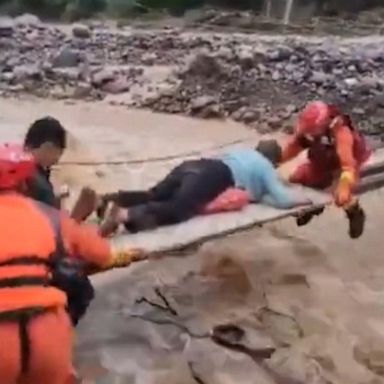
[296, 207, 325, 227]
[346, 203, 365, 239]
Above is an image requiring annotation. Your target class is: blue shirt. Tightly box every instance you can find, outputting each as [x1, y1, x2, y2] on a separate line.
[218, 148, 301, 209]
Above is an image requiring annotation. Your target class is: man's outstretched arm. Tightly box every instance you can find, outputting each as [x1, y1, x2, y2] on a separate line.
[61, 215, 146, 271]
[261, 170, 312, 209]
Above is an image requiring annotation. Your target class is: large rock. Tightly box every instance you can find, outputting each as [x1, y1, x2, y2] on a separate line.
[51, 68, 80, 82]
[141, 52, 158, 66]
[13, 64, 42, 82]
[190, 95, 216, 111]
[236, 48, 255, 69]
[52, 48, 80, 68]
[0, 17, 15, 37]
[187, 53, 224, 77]
[231, 106, 260, 124]
[72, 23, 92, 39]
[101, 76, 130, 94]
[310, 71, 333, 86]
[14, 13, 41, 27]
[73, 83, 93, 99]
[92, 68, 116, 86]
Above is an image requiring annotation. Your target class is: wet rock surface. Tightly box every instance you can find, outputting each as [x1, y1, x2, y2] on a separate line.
[1, 16, 384, 135]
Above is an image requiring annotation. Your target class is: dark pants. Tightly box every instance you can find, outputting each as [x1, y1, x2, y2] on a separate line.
[110, 159, 234, 232]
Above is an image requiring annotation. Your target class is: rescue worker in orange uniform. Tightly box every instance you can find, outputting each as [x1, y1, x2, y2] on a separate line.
[281, 100, 371, 239]
[0, 143, 145, 384]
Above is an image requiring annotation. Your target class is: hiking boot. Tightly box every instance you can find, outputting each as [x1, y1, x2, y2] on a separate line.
[346, 202, 365, 239]
[296, 206, 325, 227]
[70, 187, 98, 223]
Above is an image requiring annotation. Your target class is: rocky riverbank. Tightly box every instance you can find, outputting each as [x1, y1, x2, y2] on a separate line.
[2, 16, 384, 383]
[1, 14, 384, 136]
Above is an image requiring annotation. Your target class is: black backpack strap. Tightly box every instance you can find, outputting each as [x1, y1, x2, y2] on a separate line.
[33, 201, 95, 326]
[32, 201, 67, 258]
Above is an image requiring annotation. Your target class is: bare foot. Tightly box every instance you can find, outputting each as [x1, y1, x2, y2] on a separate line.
[58, 184, 70, 199]
[95, 195, 109, 221]
[99, 203, 127, 237]
[70, 187, 98, 223]
[96, 193, 120, 221]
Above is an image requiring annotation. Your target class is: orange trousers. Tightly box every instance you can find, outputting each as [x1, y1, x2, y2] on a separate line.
[0, 307, 75, 384]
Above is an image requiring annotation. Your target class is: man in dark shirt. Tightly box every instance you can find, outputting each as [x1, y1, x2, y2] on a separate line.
[23, 117, 100, 330]
[23, 117, 68, 207]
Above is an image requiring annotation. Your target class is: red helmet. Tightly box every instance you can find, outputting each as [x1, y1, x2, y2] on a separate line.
[0, 143, 36, 189]
[297, 101, 331, 137]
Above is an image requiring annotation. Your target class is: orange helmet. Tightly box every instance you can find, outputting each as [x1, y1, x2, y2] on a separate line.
[0, 143, 36, 189]
[297, 101, 331, 137]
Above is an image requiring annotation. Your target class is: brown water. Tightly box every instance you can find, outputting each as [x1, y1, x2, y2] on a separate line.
[1, 97, 384, 384]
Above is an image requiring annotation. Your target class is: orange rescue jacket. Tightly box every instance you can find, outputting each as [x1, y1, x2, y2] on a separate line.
[282, 108, 371, 177]
[0, 193, 113, 314]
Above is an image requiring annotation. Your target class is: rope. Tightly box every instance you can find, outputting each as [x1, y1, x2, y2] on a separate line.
[57, 128, 384, 167]
[58, 137, 254, 166]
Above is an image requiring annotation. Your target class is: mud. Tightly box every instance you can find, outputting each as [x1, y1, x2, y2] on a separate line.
[1, 97, 383, 384]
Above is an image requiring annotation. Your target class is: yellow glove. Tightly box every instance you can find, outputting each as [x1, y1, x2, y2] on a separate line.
[334, 170, 355, 207]
[110, 247, 147, 268]
[339, 170, 355, 185]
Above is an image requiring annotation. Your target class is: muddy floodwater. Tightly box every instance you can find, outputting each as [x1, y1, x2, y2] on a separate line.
[2, 98, 384, 384]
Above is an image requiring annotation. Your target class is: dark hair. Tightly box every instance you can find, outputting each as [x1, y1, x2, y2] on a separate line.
[256, 139, 282, 165]
[24, 117, 67, 149]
